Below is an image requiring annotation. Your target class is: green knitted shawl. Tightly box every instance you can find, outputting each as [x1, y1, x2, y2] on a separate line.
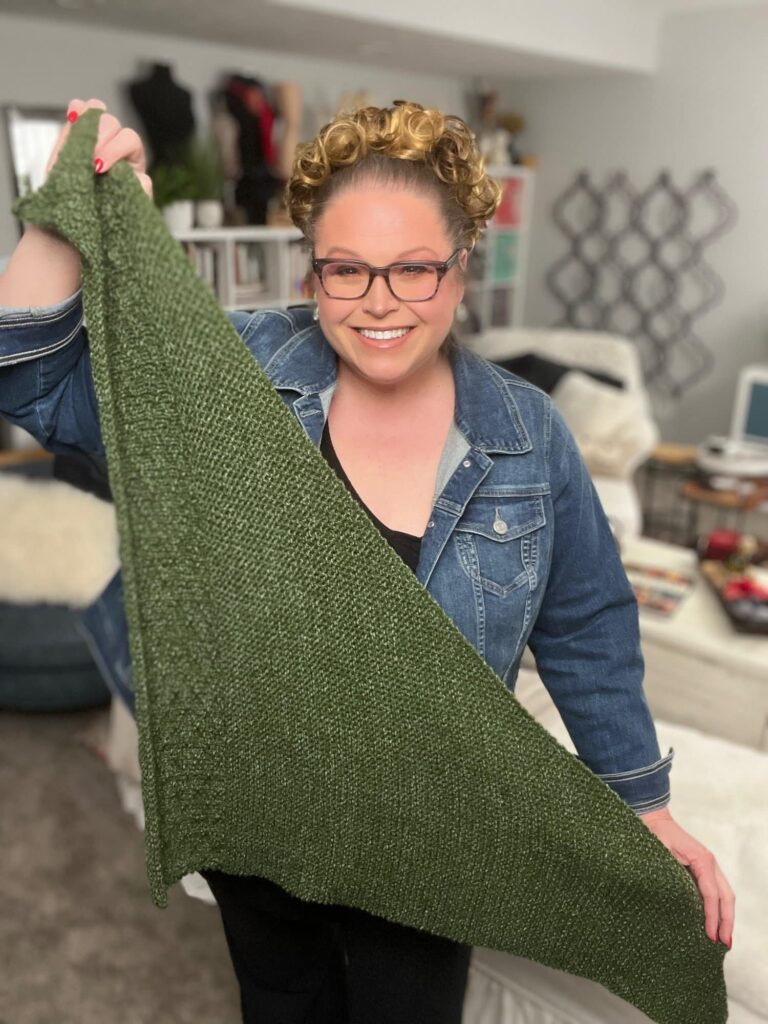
[14, 108, 728, 1023]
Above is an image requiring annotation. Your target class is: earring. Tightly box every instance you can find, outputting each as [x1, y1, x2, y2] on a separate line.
[312, 306, 319, 322]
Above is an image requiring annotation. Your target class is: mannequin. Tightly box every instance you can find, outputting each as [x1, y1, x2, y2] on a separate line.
[221, 73, 281, 224]
[125, 62, 195, 173]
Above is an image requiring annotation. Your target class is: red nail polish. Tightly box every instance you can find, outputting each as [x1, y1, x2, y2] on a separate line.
[94, 158, 103, 174]
[67, 111, 78, 123]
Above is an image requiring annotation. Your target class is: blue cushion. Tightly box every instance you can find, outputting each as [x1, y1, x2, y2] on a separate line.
[0, 456, 112, 711]
[0, 601, 111, 711]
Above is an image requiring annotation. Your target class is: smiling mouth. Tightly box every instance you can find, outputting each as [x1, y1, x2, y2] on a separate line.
[353, 326, 416, 332]
[351, 326, 417, 347]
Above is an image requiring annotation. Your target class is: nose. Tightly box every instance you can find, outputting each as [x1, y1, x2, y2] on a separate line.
[361, 271, 399, 318]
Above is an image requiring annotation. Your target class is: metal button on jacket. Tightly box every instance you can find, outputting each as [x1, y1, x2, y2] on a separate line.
[493, 510, 509, 535]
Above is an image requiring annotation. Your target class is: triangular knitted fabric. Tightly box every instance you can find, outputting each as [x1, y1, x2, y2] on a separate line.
[13, 108, 728, 1024]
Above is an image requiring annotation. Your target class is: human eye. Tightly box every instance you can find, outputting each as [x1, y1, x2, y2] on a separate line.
[328, 261, 365, 276]
[398, 264, 430, 276]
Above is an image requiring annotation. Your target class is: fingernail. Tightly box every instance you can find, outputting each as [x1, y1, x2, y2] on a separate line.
[67, 111, 78, 123]
[94, 158, 104, 174]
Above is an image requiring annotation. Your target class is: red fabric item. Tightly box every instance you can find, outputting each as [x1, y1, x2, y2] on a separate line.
[722, 576, 768, 601]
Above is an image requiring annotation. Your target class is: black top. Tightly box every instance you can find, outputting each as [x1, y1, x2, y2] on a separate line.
[320, 421, 423, 573]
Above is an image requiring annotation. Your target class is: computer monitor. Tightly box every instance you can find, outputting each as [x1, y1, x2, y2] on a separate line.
[730, 364, 768, 450]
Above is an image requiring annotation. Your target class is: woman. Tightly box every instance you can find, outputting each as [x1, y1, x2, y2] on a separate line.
[0, 97, 734, 1023]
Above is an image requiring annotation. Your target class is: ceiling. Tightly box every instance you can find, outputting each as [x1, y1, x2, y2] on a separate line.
[0, 0, 612, 78]
[4, 0, 768, 80]
[646, 0, 768, 8]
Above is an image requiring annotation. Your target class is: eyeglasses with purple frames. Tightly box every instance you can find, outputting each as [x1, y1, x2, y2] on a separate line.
[311, 247, 466, 301]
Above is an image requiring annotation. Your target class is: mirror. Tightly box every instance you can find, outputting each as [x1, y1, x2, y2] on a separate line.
[2, 103, 67, 240]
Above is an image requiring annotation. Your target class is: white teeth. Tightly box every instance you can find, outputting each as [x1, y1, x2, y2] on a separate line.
[357, 327, 412, 340]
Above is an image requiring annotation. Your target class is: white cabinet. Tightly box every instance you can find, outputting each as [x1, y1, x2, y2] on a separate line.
[172, 166, 534, 328]
[459, 164, 535, 337]
[520, 535, 768, 751]
[172, 226, 307, 312]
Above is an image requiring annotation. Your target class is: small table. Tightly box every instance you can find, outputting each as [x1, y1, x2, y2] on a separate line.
[618, 534, 768, 750]
[640, 443, 700, 545]
[679, 475, 768, 540]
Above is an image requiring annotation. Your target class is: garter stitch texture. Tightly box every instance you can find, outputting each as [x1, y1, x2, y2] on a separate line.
[13, 108, 728, 1023]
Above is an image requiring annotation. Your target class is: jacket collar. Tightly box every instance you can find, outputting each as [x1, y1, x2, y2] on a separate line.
[263, 319, 532, 456]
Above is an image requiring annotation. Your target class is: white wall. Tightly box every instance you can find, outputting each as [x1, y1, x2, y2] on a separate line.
[0, 11, 468, 255]
[497, 7, 768, 442]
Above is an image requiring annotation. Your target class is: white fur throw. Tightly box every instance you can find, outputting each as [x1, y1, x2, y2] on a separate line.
[0, 473, 118, 606]
[551, 370, 658, 479]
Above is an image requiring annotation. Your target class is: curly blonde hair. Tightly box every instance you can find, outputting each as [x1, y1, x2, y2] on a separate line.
[284, 99, 503, 258]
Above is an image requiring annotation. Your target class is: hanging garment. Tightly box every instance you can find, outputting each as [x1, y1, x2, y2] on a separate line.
[11, 107, 728, 1024]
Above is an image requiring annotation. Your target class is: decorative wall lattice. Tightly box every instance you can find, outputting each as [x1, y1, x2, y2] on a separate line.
[546, 170, 737, 400]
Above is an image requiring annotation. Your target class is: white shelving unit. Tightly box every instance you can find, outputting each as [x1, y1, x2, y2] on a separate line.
[459, 164, 535, 337]
[172, 225, 306, 312]
[172, 166, 534, 327]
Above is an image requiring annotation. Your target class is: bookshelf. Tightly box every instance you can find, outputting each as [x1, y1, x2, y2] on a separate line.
[459, 164, 535, 337]
[173, 166, 534, 329]
[172, 225, 307, 312]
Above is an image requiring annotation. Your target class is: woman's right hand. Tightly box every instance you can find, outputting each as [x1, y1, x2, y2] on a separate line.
[45, 98, 154, 200]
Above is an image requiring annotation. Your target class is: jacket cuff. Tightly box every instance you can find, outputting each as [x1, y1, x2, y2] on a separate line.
[0, 290, 84, 367]
[593, 745, 675, 813]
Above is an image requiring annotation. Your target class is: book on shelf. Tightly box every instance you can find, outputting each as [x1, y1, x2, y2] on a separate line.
[490, 231, 519, 281]
[235, 241, 267, 292]
[492, 176, 525, 228]
[622, 560, 696, 618]
[289, 240, 310, 301]
[182, 242, 217, 293]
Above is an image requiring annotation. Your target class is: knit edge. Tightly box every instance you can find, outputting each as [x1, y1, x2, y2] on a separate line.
[10, 108, 171, 909]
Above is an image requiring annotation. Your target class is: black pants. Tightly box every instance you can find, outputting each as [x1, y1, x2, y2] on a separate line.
[200, 868, 472, 1024]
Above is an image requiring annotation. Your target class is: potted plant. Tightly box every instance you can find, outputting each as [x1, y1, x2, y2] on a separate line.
[151, 161, 196, 232]
[185, 135, 225, 229]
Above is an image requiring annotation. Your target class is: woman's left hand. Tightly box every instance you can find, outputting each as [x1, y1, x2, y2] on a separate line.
[639, 806, 735, 948]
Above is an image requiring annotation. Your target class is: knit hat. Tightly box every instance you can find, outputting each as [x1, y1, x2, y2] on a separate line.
[12, 108, 728, 1024]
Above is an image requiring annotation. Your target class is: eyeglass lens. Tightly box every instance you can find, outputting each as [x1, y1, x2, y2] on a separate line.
[320, 261, 439, 300]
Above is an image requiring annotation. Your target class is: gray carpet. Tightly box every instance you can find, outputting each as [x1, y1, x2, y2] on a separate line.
[0, 707, 241, 1023]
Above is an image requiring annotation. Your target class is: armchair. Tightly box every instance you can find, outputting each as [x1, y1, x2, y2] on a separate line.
[467, 327, 659, 541]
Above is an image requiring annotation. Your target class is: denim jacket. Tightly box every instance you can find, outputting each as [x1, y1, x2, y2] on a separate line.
[0, 281, 674, 814]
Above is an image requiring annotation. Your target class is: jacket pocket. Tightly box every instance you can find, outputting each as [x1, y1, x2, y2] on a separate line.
[454, 492, 546, 598]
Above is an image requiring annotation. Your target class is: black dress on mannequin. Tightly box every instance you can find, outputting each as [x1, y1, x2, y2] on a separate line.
[126, 62, 195, 174]
[222, 73, 281, 224]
